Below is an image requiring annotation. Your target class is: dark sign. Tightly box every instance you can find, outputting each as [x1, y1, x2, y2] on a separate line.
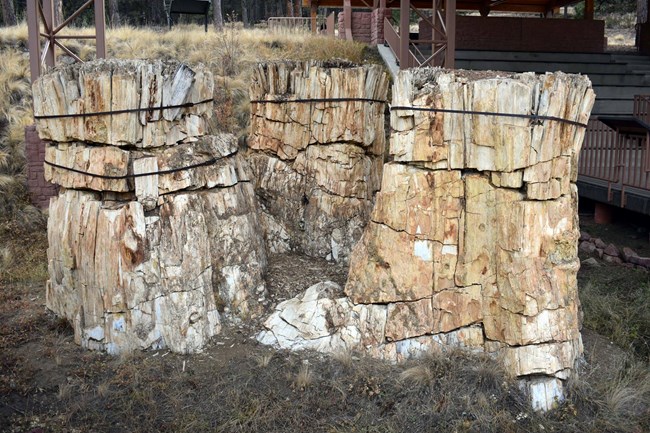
[169, 0, 212, 32]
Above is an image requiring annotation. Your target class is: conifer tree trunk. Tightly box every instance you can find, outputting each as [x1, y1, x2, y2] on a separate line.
[1, 0, 17, 26]
[242, 0, 250, 26]
[213, 0, 224, 31]
[54, 0, 62, 25]
[109, 0, 120, 27]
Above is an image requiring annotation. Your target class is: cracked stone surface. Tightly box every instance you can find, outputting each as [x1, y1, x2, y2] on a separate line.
[42, 60, 267, 355]
[248, 61, 389, 263]
[258, 68, 595, 412]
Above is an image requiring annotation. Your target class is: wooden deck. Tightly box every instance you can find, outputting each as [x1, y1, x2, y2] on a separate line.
[578, 108, 650, 216]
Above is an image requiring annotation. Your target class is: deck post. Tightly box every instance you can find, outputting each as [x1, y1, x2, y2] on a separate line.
[432, 0, 437, 64]
[584, 0, 594, 20]
[311, 3, 318, 33]
[445, 0, 456, 69]
[94, 0, 107, 58]
[27, 0, 41, 83]
[400, 0, 410, 67]
[344, 0, 353, 40]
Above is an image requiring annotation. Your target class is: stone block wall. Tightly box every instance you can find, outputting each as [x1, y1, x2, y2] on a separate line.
[25, 125, 58, 209]
[371, 8, 391, 46]
[338, 11, 373, 44]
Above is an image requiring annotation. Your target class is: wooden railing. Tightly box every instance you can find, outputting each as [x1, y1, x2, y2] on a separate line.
[633, 94, 650, 126]
[382, 0, 455, 70]
[579, 118, 650, 205]
[268, 17, 324, 34]
[384, 17, 418, 68]
[580, 120, 620, 184]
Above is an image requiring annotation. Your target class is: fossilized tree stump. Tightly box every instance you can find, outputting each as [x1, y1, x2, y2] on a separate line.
[248, 61, 389, 263]
[259, 69, 595, 411]
[37, 60, 267, 354]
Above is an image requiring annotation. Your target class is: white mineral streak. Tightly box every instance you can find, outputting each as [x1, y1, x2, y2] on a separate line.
[258, 68, 595, 411]
[248, 61, 389, 263]
[41, 60, 267, 355]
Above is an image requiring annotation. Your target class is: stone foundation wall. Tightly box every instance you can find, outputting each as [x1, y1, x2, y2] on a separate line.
[338, 11, 372, 44]
[371, 9, 391, 45]
[25, 125, 58, 209]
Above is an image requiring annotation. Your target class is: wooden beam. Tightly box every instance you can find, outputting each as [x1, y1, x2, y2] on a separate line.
[400, 0, 409, 67]
[27, 0, 41, 83]
[312, 0, 558, 13]
[584, 0, 594, 20]
[445, 0, 456, 68]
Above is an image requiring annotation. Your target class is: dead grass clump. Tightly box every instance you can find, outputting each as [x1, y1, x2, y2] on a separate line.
[0, 219, 47, 285]
[578, 263, 650, 360]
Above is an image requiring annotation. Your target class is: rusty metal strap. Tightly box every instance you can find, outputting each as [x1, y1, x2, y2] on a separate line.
[33, 98, 214, 120]
[43, 154, 227, 180]
[390, 105, 588, 128]
[250, 97, 387, 104]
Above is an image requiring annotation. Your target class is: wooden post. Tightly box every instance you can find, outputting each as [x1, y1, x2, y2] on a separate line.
[311, 3, 317, 33]
[344, 0, 352, 40]
[27, 0, 41, 83]
[400, 0, 410, 67]
[432, 0, 437, 65]
[326, 12, 335, 36]
[584, 0, 594, 20]
[43, 0, 56, 69]
[445, 0, 456, 69]
[94, 0, 106, 59]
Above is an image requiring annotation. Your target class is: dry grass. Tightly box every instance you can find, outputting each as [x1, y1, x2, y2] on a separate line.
[577, 258, 650, 360]
[3, 327, 648, 433]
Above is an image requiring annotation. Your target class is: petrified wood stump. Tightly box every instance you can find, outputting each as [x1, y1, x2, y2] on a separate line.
[259, 69, 595, 411]
[37, 60, 267, 354]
